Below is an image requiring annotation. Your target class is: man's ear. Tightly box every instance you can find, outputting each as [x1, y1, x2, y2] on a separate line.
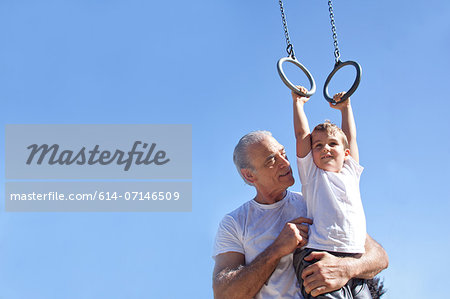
[241, 168, 256, 184]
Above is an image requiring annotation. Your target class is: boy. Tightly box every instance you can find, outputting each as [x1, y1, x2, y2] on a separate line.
[292, 86, 371, 299]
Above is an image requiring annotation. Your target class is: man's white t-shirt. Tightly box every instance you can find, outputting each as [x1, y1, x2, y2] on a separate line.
[297, 151, 366, 253]
[213, 191, 307, 299]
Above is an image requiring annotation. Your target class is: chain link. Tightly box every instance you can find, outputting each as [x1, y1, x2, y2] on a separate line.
[279, 0, 295, 58]
[328, 0, 341, 63]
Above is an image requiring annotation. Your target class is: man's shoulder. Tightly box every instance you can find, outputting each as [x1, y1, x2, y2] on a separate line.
[288, 190, 303, 199]
[286, 190, 306, 211]
[224, 190, 305, 219]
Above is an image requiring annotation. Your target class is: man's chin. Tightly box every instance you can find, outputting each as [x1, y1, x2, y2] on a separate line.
[280, 175, 295, 187]
[288, 176, 295, 186]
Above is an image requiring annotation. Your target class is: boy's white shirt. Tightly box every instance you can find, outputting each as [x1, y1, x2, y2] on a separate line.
[297, 151, 366, 253]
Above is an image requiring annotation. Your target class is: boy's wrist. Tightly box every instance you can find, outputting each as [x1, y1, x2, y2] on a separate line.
[339, 104, 352, 113]
[294, 99, 306, 106]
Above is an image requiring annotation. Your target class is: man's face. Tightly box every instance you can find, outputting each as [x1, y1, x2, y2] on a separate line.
[311, 131, 349, 173]
[246, 136, 294, 193]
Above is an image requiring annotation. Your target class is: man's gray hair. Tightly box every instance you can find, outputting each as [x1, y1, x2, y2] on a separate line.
[233, 130, 273, 186]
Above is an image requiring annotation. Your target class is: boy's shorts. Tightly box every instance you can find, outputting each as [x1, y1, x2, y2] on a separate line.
[293, 248, 372, 299]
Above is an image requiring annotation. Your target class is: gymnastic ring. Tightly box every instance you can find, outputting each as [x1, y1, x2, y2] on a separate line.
[323, 60, 362, 104]
[277, 57, 316, 97]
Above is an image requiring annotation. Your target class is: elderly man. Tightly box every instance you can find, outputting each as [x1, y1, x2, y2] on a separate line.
[212, 131, 388, 299]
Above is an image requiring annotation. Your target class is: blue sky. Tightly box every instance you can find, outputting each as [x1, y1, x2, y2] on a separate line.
[1, 1, 449, 298]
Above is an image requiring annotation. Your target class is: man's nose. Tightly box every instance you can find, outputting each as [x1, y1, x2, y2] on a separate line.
[279, 155, 290, 167]
[323, 144, 330, 152]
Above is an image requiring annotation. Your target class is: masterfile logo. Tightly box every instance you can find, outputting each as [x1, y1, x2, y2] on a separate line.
[6, 124, 191, 179]
[26, 141, 170, 171]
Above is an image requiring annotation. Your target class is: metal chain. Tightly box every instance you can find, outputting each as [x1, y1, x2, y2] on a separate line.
[328, 0, 341, 63]
[279, 0, 295, 58]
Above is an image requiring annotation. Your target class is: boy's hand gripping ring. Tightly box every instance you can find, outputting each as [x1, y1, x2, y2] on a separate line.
[277, 57, 316, 97]
[323, 60, 362, 104]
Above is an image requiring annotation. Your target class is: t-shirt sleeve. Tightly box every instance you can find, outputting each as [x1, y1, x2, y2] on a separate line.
[344, 155, 364, 178]
[297, 151, 316, 185]
[212, 215, 244, 260]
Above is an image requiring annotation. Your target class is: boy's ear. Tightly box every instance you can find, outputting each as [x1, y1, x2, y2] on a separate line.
[241, 168, 256, 184]
[344, 148, 351, 157]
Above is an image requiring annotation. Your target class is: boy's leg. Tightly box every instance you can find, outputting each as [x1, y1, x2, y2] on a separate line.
[293, 248, 317, 299]
[292, 249, 373, 299]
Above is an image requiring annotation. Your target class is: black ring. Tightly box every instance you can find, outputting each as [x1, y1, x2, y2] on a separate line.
[277, 57, 316, 97]
[323, 60, 362, 104]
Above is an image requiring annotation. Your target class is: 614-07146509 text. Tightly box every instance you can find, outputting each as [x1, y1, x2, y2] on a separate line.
[101, 191, 180, 201]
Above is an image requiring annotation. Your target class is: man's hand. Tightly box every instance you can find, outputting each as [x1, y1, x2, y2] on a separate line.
[301, 235, 388, 297]
[213, 217, 312, 299]
[292, 86, 311, 104]
[301, 251, 352, 297]
[329, 91, 351, 111]
[270, 217, 312, 258]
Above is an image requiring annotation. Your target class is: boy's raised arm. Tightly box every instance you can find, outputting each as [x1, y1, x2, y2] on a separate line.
[331, 92, 359, 163]
[293, 86, 312, 158]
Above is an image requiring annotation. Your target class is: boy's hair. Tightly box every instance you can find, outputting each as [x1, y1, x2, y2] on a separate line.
[312, 121, 349, 149]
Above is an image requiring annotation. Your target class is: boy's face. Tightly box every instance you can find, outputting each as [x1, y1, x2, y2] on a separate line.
[311, 131, 350, 173]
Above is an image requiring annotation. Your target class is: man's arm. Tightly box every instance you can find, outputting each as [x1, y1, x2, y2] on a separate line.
[292, 86, 312, 158]
[213, 248, 282, 299]
[301, 234, 389, 297]
[212, 217, 312, 299]
[330, 93, 359, 163]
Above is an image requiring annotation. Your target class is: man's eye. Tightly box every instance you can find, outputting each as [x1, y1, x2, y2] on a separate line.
[266, 158, 275, 166]
[330, 142, 337, 146]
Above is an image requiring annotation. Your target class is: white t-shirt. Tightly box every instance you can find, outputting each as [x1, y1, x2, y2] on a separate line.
[297, 151, 366, 253]
[213, 190, 307, 299]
